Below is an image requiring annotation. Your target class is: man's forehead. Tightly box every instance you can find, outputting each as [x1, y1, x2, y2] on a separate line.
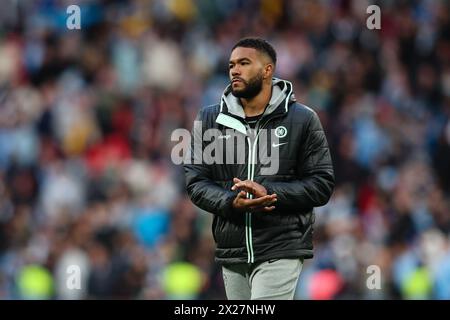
[229, 47, 262, 62]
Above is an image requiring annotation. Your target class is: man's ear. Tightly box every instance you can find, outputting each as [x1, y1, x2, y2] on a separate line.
[264, 63, 274, 79]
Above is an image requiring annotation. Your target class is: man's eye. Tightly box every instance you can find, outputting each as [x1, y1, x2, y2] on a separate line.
[229, 65, 234, 69]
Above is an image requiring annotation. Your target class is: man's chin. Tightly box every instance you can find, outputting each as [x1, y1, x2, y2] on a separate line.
[231, 89, 245, 98]
[232, 86, 253, 97]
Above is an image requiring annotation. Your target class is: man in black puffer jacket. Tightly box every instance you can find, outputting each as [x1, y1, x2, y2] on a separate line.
[183, 37, 335, 300]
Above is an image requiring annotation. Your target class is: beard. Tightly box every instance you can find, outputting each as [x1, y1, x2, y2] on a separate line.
[231, 72, 263, 99]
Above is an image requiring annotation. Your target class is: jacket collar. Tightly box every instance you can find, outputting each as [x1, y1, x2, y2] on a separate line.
[216, 78, 295, 133]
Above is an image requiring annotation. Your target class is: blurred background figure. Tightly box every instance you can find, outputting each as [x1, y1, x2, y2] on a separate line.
[0, 0, 449, 299]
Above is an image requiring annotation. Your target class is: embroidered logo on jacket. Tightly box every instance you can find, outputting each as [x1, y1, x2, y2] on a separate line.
[275, 126, 287, 138]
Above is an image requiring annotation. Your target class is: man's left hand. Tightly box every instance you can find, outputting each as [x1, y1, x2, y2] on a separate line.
[231, 178, 275, 199]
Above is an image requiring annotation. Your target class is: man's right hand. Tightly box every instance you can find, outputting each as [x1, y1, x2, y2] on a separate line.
[232, 190, 277, 213]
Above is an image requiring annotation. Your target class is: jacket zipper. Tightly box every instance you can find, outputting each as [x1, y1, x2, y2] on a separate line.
[245, 113, 284, 264]
[245, 136, 253, 264]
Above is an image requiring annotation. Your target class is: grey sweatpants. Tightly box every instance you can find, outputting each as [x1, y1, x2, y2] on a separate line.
[222, 258, 303, 300]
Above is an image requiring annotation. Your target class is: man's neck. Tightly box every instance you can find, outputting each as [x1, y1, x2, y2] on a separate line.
[241, 85, 272, 117]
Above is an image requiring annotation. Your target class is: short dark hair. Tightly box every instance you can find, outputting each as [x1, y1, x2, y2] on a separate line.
[232, 37, 277, 65]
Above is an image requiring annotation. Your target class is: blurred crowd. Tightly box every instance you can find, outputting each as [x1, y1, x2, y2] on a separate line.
[0, 0, 449, 299]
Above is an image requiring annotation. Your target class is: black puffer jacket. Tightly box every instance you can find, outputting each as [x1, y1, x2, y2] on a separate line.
[184, 78, 335, 265]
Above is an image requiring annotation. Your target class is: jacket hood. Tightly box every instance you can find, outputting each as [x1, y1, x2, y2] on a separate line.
[219, 77, 296, 119]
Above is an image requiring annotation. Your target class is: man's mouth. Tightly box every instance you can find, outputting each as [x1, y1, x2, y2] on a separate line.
[232, 78, 244, 84]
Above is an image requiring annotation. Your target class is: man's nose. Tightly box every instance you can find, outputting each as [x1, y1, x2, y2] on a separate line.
[230, 66, 240, 77]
